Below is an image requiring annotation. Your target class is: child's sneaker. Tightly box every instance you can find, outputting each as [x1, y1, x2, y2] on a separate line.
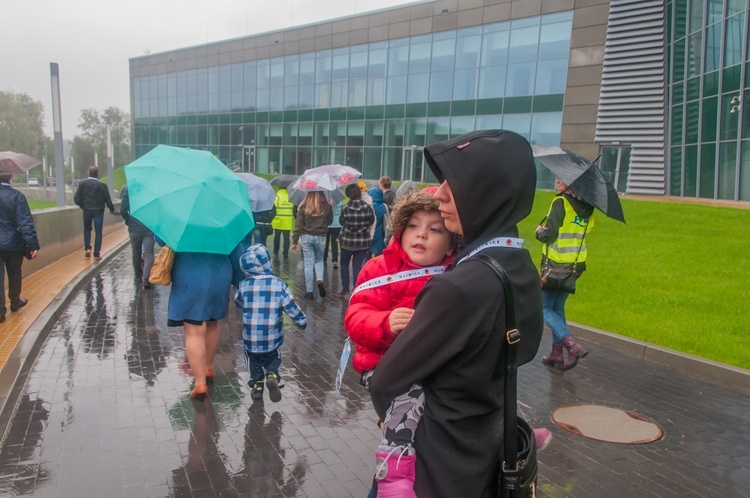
[266, 372, 282, 402]
[249, 380, 264, 399]
[374, 446, 417, 497]
[533, 427, 552, 451]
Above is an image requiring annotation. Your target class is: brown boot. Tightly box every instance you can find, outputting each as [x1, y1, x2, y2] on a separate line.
[561, 335, 588, 371]
[541, 344, 564, 368]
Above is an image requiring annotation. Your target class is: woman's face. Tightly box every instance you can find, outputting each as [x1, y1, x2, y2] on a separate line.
[401, 210, 454, 267]
[555, 178, 567, 192]
[434, 181, 463, 236]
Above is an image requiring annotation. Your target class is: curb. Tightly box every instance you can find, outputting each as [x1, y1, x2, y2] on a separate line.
[0, 240, 130, 440]
[569, 322, 750, 391]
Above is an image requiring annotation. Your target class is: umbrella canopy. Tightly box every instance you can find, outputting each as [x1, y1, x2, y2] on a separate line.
[532, 145, 625, 223]
[0, 151, 41, 174]
[125, 145, 255, 254]
[269, 174, 300, 189]
[287, 164, 361, 205]
[235, 173, 276, 212]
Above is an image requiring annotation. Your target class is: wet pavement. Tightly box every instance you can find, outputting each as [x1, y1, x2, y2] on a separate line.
[0, 249, 748, 497]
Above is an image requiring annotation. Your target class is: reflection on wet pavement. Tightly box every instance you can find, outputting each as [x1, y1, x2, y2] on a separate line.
[0, 253, 379, 497]
[1, 251, 749, 497]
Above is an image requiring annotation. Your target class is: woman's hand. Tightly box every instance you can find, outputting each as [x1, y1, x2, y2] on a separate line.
[291, 244, 298, 253]
[388, 307, 414, 335]
[30, 250, 38, 259]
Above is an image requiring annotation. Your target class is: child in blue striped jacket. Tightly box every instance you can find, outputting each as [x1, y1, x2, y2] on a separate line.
[235, 243, 307, 402]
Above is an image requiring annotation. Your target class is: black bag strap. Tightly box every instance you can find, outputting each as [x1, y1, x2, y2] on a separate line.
[473, 254, 522, 482]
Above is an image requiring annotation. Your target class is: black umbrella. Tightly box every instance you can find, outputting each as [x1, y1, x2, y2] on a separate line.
[532, 146, 625, 223]
[269, 174, 300, 189]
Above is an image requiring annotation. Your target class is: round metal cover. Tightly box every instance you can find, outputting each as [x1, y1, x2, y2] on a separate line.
[550, 404, 664, 444]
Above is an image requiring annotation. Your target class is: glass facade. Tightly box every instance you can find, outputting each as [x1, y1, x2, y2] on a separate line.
[668, 0, 750, 200]
[132, 12, 572, 182]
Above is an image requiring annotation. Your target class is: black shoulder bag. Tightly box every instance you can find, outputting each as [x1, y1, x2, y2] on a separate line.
[474, 254, 538, 498]
[539, 218, 588, 294]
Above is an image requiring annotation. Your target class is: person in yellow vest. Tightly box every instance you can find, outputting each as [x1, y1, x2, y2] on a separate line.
[271, 187, 295, 258]
[535, 178, 594, 370]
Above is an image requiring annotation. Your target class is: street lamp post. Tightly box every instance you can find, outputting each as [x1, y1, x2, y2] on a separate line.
[105, 115, 114, 197]
[49, 63, 66, 207]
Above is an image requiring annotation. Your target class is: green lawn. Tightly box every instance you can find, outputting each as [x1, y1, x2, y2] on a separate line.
[28, 200, 58, 210]
[518, 191, 750, 370]
[100, 166, 127, 191]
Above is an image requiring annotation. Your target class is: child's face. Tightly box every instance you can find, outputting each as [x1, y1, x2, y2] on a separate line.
[401, 210, 454, 267]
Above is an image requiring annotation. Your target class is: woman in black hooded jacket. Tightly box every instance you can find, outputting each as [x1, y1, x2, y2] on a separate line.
[369, 130, 543, 497]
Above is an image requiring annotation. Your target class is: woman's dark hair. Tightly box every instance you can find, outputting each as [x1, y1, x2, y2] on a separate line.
[345, 183, 361, 200]
[0, 174, 13, 183]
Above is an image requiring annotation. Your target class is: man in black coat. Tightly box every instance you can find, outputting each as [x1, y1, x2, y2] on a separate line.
[73, 166, 115, 260]
[0, 174, 40, 322]
[369, 130, 543, 497]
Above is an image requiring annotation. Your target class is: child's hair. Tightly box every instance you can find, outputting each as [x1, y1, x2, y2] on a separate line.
[345, 183, 361, 200]
[390, 192, 461, 249]
[300, 191, 327, 216]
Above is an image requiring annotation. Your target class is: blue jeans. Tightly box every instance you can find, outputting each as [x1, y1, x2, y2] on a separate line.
[340, 248, 370, 293]
[83, 209, 104, 256]
[300, 234, 325, 293]
[250, 225, 268, 247]
[244, 348, 281, 383]
[542, 290, 571, 345]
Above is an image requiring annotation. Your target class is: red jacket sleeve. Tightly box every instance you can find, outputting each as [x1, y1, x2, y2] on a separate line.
[344, 257, 396, 354]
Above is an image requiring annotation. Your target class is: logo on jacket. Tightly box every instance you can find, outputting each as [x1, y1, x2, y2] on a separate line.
[572, 215, 589, 227]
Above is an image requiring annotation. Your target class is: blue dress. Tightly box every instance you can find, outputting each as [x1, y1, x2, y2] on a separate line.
[167, 252, 232, 323]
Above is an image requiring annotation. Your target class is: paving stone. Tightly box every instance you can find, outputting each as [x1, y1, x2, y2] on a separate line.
[0, 250, 748, 497]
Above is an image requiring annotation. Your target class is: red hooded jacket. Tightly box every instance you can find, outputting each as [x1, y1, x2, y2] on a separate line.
[344, 236, 456, 373]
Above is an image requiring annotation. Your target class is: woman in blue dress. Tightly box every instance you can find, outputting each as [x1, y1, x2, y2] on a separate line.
[159, 237, 236, 401]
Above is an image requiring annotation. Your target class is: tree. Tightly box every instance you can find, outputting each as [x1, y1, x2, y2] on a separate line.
[0, 90, 46, 157]
[78, 106, 131, 168]
[72, 136, 96, 179]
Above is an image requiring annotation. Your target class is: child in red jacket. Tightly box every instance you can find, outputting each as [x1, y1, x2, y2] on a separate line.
[345, 192, 458, 497]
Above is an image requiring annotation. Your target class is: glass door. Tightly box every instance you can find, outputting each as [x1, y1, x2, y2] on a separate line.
[243, 146, 255, 173]
[401, 146, 424, 182]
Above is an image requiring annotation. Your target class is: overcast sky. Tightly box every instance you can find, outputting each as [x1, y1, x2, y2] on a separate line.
[0, 0, 420, 138]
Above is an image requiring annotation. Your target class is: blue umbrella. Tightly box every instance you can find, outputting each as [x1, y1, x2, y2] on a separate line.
[235, 173, 276, 212]
[125, 145, 255, 254]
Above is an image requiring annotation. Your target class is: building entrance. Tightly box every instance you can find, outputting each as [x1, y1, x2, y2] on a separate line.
[401, 146, 424, 182]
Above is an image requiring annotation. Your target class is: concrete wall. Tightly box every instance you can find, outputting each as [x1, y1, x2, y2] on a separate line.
[15, 187, 74, 205]
[559, 0, 610, 160]
[22, 205, 124, 278]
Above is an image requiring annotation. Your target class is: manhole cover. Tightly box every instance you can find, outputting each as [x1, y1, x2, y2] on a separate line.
[550, 405, 664, 444]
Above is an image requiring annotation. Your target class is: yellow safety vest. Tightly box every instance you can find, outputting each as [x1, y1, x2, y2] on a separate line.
[543, 196, 594, 264]
[271, 188, 294, 231]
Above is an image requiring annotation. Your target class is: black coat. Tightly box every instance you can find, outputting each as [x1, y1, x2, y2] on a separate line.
[0, 185, 40, 252]
[119, 184, 152, 234]
[369, 130, 543, 498]
[74, 177, 114, 212]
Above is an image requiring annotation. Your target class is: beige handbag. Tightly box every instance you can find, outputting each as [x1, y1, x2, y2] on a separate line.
[149, 245, 175, 285]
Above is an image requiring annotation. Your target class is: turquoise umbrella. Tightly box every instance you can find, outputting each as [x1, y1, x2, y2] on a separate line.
[125, 145, 254, 254]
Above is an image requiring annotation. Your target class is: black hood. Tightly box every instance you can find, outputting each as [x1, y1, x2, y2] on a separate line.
[424, 129, 537, 251]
